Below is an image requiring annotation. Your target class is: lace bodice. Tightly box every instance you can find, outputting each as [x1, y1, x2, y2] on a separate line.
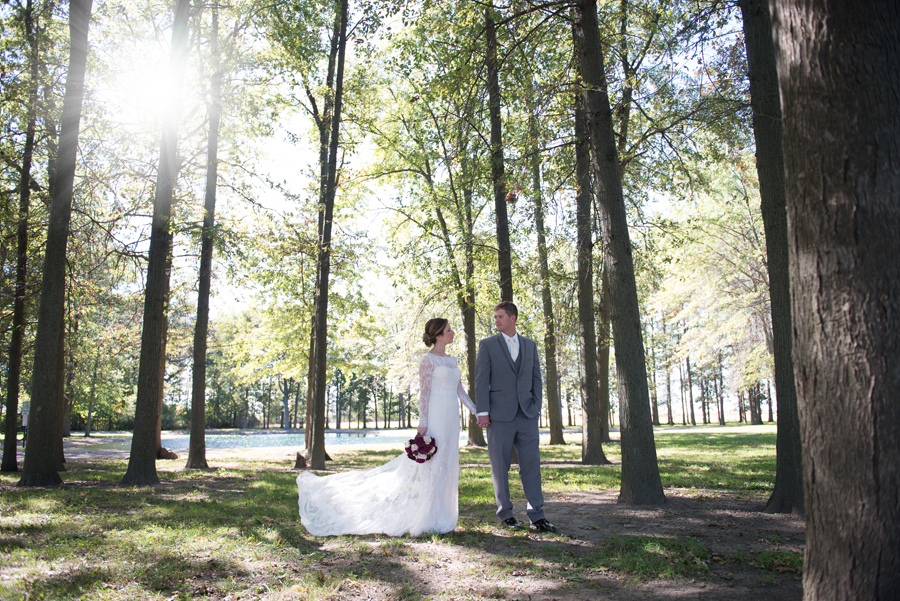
[418, 353, 476, 428]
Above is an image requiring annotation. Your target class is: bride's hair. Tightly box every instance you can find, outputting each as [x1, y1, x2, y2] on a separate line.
[422, 318, 449, 347]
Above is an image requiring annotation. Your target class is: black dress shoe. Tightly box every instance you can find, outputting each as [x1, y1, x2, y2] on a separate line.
[529, 519, 557, 533]
[500, 517, 521, 529]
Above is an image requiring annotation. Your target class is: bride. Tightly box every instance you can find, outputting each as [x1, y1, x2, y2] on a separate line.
[296, 318, 477, 536]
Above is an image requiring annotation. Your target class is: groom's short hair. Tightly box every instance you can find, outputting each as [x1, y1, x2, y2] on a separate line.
[494, 301, 518, 319]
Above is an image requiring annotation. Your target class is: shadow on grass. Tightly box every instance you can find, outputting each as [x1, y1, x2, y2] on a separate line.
[0, 427, 799, 600]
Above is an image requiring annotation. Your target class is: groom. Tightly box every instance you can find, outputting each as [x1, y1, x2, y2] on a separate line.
[475, 301, 556, 532]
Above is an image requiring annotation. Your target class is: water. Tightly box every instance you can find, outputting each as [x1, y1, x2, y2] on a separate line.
[159, 430, 468, 450]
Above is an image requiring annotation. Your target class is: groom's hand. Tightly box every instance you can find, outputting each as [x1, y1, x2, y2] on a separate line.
[477, 415, 491, 428]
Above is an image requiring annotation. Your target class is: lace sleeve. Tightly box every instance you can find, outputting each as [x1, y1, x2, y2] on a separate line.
[457, 380, 476, 414]
[418, 354, 434, 429]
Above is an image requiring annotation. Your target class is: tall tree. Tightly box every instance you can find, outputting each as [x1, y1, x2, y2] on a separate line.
[187, 0, 225, 470]
[122, 0, 192, 486]
[771, 0, 900, 597]
[525, 76, 565, 445]
[308, 0, 349, 470]
[2, 0, 40, 474]
[737, 0, 803, 516]
[19, 0, 93, 487]
[573, 0, 664, 504]
[574, 93, 608, 465]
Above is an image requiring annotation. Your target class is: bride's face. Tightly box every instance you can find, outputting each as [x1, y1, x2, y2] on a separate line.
[438, 323, 455, 345]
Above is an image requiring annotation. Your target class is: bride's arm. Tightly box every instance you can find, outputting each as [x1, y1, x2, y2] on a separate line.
[457, 381, 477, 414]
[417, 355, 433, 434]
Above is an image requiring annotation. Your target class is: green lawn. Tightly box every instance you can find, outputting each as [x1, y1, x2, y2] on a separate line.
[0, 425, 800, 600]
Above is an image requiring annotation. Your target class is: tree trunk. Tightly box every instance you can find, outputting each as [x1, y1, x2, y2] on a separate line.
[647, 323, 660, 426]
[596, 268, 612, 442]
[154, 248, 173, 457]
[700, 377, 709, 424]
[19, 0, 92, 487]
[574, 94, 608, 466]
[309, 0, 348, 470]
[122, 0, 191, 486]
[186, 3, 223, 470]
[85, 354, 99, 437]
[527, 82, 564, 445]
[738, 0, 804, 516]
[2, 0, 39, 474]
[302, 1, 341, 460]
[485, 2, 513, 302]
[773, 1, 900, 593]
[463, 270, 486, 446]
[662, 318, 674, 426]
[574, 0, 664, 504]
[686, 356, 696, 426]
[716, 356, 725, 426]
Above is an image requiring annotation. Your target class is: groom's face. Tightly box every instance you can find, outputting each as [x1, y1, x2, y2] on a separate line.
[493, 309, 516, 336]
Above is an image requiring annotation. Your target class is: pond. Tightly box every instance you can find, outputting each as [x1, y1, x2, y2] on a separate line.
[158, 429, 467, 450]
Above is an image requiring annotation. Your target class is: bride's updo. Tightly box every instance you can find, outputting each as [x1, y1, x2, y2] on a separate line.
[422, 318, 449, 347]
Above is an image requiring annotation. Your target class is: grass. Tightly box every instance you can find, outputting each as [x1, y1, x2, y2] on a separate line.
[0, 425, 801, 600]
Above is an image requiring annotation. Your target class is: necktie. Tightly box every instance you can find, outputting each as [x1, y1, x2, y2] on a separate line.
[508, 336, 518, 361]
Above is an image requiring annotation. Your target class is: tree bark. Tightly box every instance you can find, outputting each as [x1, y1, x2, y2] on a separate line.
[573, 0, 664, 504]
[596, 268, 612, 442]
[2, 0, 39, 474]
[686, 355, 696, 425]
[485, 2, 513, 302]
[662, 318, 674, 426]
[122, 0, 191, 486]
[303, 3, 341, 460]
[772, 0, 900, 595]
[739, 0, 803, 516]
[527, 80, 564, 445]
[85, 354, 99, 437]
[154, 248, 173, 457]
[462, 191, 486, 447]
[19, 0, 92, 487]
[187, 4, 223, 470]
[309, 0, 348, 470]
[574, 94, 608, 466]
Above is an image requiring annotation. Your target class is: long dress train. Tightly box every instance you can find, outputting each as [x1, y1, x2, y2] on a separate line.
[296, 353, 476, 536]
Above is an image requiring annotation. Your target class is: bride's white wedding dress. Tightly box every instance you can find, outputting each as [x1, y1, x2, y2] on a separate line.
[296, 353, 476, 536]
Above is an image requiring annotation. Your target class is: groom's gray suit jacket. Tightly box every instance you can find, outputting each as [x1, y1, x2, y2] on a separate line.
[474, 333, 543, 421]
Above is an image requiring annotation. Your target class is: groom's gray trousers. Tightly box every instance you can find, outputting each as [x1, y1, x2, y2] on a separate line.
[486, 409, 545, 522]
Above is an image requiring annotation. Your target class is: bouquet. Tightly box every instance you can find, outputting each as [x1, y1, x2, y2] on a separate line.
[405, 433, 438, 463]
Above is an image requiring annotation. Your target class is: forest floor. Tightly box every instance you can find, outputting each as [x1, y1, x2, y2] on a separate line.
[0, 425, 804, 601]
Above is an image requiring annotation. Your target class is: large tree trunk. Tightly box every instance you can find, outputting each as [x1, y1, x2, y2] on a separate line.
[739, 0, 803, 516]
[574, 94, 608, 466]
[574, 0, 664, 505]
[485, 2, 513, 302]
[309, 0, 348, 471]
[187, 4, 223, 470]
[2, 0, 39, 474]
[771, 0, 900, 597]
[18, 0, 92, 487]
[122, 0, 191, 486]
